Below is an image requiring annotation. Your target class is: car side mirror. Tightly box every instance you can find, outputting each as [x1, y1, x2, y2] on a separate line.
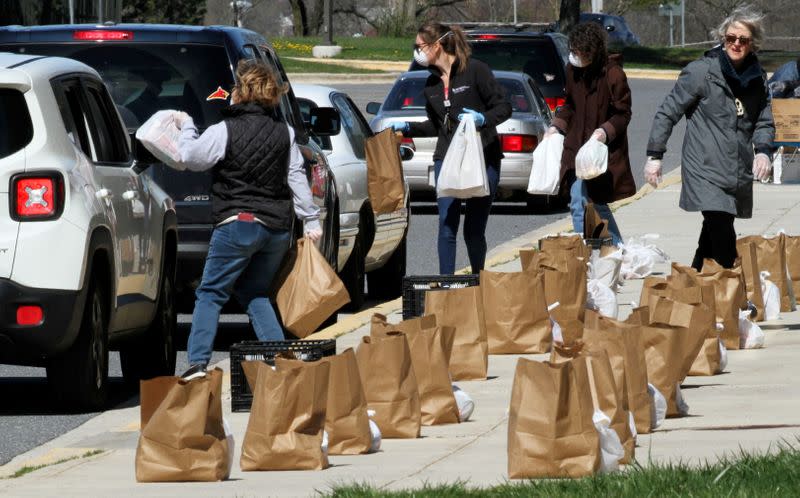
[130, 133, 158, 174]
[400, 145, 415, 161]
[309, 107, 341, 136]
[606, 25, 616, 32]
[366, 102, 381, 115]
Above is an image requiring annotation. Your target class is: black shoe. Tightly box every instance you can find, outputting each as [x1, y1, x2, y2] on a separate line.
[180, 363, 207, 381]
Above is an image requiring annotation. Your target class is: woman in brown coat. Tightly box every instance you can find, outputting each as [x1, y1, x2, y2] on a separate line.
[546, 22, 636, 245]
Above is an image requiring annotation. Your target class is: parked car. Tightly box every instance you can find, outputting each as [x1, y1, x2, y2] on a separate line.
[0, 53, 177, 409]
[579, 13, 641, 48]
[0, 24, 341, 312]
[293, 84, 409, 307]
[410, 29, 569, 113]
[367, 70, 552, 201]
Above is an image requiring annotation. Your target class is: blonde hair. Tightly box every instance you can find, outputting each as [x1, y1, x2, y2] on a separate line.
[715, 4, 766, 51]
[418, 23, 472, 73]
[234, 59, 288, 107]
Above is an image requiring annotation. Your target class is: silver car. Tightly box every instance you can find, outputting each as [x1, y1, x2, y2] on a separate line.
[367, 70, 553, 198]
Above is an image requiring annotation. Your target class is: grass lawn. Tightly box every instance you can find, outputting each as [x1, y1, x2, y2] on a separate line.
[328, 444, 800, 497]
[273, 36, 414, 61]
[281, 57, 383, 74]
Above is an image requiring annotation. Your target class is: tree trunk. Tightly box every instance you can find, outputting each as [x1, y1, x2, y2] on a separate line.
[558, 0, 580, 36]
[288, 0, 309, 36]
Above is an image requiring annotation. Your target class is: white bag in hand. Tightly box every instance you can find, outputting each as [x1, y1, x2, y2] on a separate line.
[761, 271, 781, 320]
[739, 310, 765, 349]
[527, 133, 563, 195]
[647, 383, 667, 430]
[452, 385, 475, 422]
[586, 278, 618, 319]
[135, 110, 186, 169]
[575, 137, 608, 180]
[437, 115, 489, 199]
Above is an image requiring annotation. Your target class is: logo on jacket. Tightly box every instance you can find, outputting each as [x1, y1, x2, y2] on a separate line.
[206, 86, 230, 101]
[452, 85, 470, 94]
[734, 98, 745, 117]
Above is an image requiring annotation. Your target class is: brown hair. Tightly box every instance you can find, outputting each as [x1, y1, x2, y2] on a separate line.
[569, 22, 608, 69]
[233, 59, 288, 107]
[417, 22, 471, 73]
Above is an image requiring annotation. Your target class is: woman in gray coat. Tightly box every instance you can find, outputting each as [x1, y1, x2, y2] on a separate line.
[645, 5, 774, 271]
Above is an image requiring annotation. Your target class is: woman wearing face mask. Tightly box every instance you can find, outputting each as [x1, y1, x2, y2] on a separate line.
[645, 5, 774, 271]
[545, 22, 635, 246]
[391, 22, 511, 275]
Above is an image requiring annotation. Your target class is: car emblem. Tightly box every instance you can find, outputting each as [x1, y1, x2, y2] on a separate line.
[206, 86, 230, 101]
[25, 186, 49, 208]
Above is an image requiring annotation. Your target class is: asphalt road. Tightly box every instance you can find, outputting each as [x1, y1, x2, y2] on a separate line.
[0, 77, 684, 466]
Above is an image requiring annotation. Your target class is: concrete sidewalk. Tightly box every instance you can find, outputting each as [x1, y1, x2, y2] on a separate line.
[2, 178, 800, 497]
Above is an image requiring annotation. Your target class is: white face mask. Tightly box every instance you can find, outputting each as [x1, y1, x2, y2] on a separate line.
[413, 48, 430, 67]
[569, 52, 588, 68]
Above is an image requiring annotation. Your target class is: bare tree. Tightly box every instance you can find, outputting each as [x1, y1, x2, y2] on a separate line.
[558, 0, 580, 34]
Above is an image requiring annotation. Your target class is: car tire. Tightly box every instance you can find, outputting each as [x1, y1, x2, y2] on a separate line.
[46, 276, 109, 411]
[120, 267, 177, 385]
[340, 231, 366, 311]
[367, 235, 407, 300]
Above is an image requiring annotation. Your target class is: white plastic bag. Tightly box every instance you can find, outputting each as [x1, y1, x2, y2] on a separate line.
[621, 234, 669, 280]
[452, 385, 475, 422]
[527, 133, 563, 195]
[135, 110, 185, 169]
[739, 309, 765, 349]
[675, 383, 689, 416]
[647, 383, 667, 430]
[593, 410, 625, 473]
[437, 115, 489, 199]
[575, 137, 608, 180]
[628, 411, 638, 440]
[760, 271, 781, 320]
[367, 410, 382, 453]
[590, 248, 623, 289]
[587, 278, 618, 318]
[549, 303, 563, 343]
[717, 337, 728, 373]
[223, 418, 235, 478]
[771, 147, 783, 185]
[321, 429, 329, 456]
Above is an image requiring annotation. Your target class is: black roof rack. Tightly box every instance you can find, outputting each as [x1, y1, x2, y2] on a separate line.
[442, 21, 556, 33]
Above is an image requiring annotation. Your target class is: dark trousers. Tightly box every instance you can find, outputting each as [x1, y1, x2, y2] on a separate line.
[434, 159, 501, 275]
[691, 211, 737, 271]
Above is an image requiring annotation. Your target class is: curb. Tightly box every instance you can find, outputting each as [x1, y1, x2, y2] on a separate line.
[287, 72, 401, 84]
[304, 170, 683, 342]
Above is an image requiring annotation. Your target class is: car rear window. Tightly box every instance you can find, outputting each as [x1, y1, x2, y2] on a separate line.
[7, 43, 235, 130]
[469, 39, 565, 97]
[0, 88, 33, 160]
[382, 77, 428, 111]
[497, 79, 532, 113]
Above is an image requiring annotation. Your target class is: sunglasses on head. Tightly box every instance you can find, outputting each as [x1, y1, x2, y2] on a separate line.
[724, 34, 751, 46]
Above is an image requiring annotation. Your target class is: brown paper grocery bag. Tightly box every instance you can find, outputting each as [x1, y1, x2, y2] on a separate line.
[276, 238, 350, 338]
[365, 128, 405, 215]
[425, 286, 489, 381]
[557, 319, 586, 344]
[525, 250, 588, 323]
[735, 240, 766, 321]
[136, 369, 230, 482]
[539, 234, 592, 260]
[738, 235, 795, 312]
[370, 313, 456, 365]
[581, 311, 651, 434]
[693, 260, 748, 352]
[370, 328, 460, 426]
[480, 269, 552, 354]
[355, 335, 421, 438]
[785, 235, 800, 302]
[320, 349, 373, 455]
[240, 358, 330, 471]
[507, 358, 600, 478]
[584, 202, 611, 241]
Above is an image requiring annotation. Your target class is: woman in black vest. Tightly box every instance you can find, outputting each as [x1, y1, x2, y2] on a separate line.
[392, 22, 512, 274]
[169, 60, 321, 380]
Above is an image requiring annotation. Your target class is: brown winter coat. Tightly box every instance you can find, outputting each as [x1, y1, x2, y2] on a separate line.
[552, 56, 636, 204]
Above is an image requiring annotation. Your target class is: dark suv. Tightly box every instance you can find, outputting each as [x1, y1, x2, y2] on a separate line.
[579, 13, 640, 48]
[0, 24, 340, 311]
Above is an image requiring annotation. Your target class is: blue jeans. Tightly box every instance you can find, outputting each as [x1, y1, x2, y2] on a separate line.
[434, 160, 501, 274]
[187, 221, 290, 365]
[570, 179, 623, 246]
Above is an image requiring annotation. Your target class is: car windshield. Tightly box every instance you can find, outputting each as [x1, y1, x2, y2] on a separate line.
[469, 39, 564, 96]
[382, 76, 428, 111]
[497, 78, 533, 113]
[0, 88, 33, 160]
[7, 43, 235, 130]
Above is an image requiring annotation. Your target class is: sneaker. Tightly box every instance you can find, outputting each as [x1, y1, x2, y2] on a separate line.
[180, 363, 207, 381]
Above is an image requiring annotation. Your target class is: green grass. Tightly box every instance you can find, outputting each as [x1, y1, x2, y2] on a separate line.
[3, 450, 104, 479]
[327, 443, 800, 497]
[281, 57, 384, 74]
[273, 36, 414, 61]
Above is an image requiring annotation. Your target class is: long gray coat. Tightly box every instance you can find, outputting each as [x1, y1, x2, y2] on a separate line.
[647, 50, 774, 218]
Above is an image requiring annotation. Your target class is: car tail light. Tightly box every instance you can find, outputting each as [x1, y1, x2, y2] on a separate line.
[501, 134, 537, 153]
[400, 137, 416, 151]
[17, 305, 43, 326]
[476, 34, 500, 40]
[11, 173, 64, 221]
[73, 30, 133, 41]
[545, 97, 566, 113]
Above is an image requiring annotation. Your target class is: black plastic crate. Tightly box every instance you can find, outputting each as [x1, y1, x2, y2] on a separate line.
[402, 275, 480, 320]
[230, 339, 336, 412]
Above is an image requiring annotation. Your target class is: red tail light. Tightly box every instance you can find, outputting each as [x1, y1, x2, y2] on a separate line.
[401, 137, 416, 151]
[501, 134, 538, 153]
[11, 173, 64, 221]
[476, 34, 500, 40]
[73, 30, 133, 41]
[545, 97, 566, 113]
[17, 305, 43, 326]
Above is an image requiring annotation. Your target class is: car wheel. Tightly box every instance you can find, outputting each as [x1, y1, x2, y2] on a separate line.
[340, 231, 365, 311]
[120, 267, 177, 384]
[367, 235, 407, 300]
[47, 276, 109, 411]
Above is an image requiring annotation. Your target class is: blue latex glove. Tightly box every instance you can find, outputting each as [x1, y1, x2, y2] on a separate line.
[458, 108, 485, 127]
[389, 121, 409, 134]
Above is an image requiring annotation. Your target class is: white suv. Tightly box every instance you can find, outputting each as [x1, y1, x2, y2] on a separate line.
[0, 53, 178, 410]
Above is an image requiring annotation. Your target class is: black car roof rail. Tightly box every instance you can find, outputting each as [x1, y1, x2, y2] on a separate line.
[442, 21, 556, 33]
